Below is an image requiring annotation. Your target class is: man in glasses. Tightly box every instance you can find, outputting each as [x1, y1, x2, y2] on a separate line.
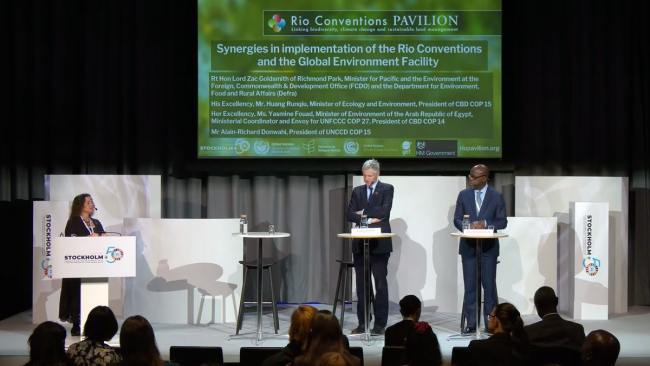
[453, 164, 507, 334]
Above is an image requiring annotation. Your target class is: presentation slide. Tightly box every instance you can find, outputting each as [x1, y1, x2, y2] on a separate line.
[198, 1, 501, 158]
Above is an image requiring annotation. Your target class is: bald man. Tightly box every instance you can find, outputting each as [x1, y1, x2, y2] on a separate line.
[582, 330, 620, 366]
[454, 164, 507, 333]
[525, 286, 585, 352]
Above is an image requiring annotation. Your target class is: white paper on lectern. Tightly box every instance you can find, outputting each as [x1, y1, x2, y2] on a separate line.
[352, 228, 382, 235]
[463, 229, 494, 236]
[51, 237, 136, 279]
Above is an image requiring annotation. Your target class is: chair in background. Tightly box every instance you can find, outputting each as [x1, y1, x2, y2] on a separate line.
[239, 347, 284, 366]
[451, 346, 471, 366]
[236, 259, 279, 334]
[530, 347, 582, 366]
[349, 346, 364, 366]
[380, 346, 404, 366]
[169, 346, 224, 366]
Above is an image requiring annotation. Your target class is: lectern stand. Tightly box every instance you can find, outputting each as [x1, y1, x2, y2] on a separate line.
[448, 232, 508, 340]
[51, 236, 136, 333]
[337, 232, 395, 342]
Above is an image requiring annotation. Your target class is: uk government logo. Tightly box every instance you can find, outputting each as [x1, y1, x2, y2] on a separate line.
[344, 141, 359, 154]
[268, 14, 286, 32]
[254, 140, 270, 155]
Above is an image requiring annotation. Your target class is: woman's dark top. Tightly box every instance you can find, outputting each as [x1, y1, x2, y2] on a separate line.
[58, 216, 105, 323]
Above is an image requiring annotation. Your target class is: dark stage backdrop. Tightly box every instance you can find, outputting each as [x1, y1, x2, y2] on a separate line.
[1, 0, 648, 320]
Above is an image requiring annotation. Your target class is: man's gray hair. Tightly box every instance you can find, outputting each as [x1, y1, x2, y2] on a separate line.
[362, 159, 380, 173]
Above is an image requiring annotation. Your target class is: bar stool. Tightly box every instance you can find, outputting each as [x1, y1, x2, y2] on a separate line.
[332, 259, 374, 326]
[236, 259, 279, 334]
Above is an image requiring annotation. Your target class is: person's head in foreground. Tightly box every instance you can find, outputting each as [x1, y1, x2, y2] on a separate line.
[399, 295, 422, 321]
[83, 305, 118, 342]
[488, 302, 529, 362]
[289, 305, 318, 349]
[26, 321, 68, 366]
[582, 329, 620, 366]
[119, 315, 163, 366]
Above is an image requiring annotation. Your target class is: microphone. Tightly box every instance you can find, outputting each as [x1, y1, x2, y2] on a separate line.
[95, 231, 122, 236]
[94, 206, 99, 210]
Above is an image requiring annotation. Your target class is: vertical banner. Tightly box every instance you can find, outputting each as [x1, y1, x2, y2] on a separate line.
[32, 201, 70, 324]
[570, 202, 609, 319]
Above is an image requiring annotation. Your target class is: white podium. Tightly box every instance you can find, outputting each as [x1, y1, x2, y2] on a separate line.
[570, 202, 609, 319]
[51, 237, 136, 331]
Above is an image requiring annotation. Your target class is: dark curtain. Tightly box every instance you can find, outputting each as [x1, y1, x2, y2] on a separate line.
[1, 0, 648, 319]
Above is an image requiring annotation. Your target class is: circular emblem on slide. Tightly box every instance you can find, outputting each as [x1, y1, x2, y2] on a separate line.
[268, 14, 286, 32]
[344, 141, 359, 154]
[402, 141, 412, 150]
[584, 263, 599, 276]
[254, 141, 270, 155]
[111, 248, 124, 261]
[41, 259, 52, 278]
[234, 139, 250, 154]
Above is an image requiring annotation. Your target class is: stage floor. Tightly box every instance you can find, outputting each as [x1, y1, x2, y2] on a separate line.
[2, 304, 650, 366]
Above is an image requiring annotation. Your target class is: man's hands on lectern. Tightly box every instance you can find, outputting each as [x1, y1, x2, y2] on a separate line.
[470, 221, 486, 229]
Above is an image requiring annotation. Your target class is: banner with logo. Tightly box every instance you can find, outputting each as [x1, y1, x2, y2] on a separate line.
[34, 174, 162, 322]
[50, 237, 136, 278]
[32, 201, 70, 324]
[571, 202, 609, 319]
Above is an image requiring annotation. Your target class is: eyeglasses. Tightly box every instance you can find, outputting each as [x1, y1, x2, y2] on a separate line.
[468, 174, 486, 180]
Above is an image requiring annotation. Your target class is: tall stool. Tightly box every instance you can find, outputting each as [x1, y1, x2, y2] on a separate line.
[236, 259, 279, 334]
[332, 259, 374, 327]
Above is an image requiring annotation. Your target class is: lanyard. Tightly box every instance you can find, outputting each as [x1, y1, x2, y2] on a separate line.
[80, 216, 94, 235]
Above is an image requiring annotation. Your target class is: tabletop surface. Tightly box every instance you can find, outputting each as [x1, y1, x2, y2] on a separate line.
[337, 233, 396, 239]
[232, 232, 290, 238]
[450, 232, 509, 239]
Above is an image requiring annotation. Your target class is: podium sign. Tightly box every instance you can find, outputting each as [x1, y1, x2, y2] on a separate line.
[51, 237, 135, 331]
[570, 202, 609, 320]
[51, 237, 136, 279]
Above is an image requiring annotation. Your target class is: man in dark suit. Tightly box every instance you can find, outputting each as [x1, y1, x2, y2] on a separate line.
[454, 164, 507, 333]
[385, 295, 421, 346]
[346, 158, 394, 335]
[525, 286, 586, 352]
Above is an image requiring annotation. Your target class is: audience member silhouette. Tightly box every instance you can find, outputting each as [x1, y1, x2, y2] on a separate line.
[115, 315, 177, 366]
[25, 321, 72, 366]
[293, 310, 359, 366]
[468, 302, 529, 366]
[525, 286, 585, 352]
[385, 295, 421, 346]
[66, 306, 122, 366]
[403, 321, 442, 366]
[582, 329, 620, 366]
[263, 305, 318, 366]
[315, 352, 355, 366]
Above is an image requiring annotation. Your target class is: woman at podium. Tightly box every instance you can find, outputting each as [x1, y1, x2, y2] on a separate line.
[59, 193, 106, 336]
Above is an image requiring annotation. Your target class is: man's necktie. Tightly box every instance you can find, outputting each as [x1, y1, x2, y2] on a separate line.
[476, 190, 483, 209]
[368, 187, 373, 205]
